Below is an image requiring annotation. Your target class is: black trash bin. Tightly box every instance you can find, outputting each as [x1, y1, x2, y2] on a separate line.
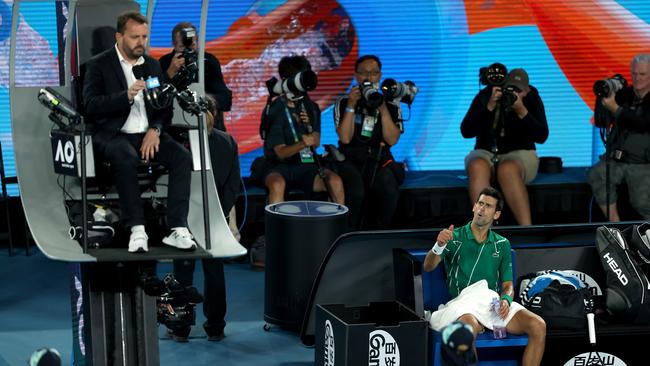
[315, 301, 428, 366]
[264, 200, 348, 330]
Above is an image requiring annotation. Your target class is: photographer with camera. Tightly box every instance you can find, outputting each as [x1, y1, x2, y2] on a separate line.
[461, 67, 548, 226]
[262, 55, 345, 204]
[167, 95, 240, 342]
[159, 22, 232, 131]
[333, 55, 404, 229]
[587, 54, 650, 221]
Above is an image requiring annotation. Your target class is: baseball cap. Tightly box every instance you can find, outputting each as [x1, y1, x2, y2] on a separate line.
[441, 321, 477, 366]
[29, 348, 61, 366]
[505, 68, 529, 92]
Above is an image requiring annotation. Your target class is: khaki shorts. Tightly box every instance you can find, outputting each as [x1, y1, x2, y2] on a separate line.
[464, 149, 539, 183]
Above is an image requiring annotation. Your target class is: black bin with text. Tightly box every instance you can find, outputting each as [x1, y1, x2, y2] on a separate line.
[315, 301, 428, 366]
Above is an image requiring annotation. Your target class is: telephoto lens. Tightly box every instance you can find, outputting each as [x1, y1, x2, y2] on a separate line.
[593, 74, 627, 98]
[381, 78, 419, 105]
[268, 70, 318, 96]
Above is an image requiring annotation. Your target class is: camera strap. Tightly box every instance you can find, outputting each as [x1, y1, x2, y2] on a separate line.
[284, 106, 300, 143]
[284, 105, 313, 163]
[491, 104, 502, 154]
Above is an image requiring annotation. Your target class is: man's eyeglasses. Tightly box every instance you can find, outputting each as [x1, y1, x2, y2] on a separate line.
[356, 70, 381, 78]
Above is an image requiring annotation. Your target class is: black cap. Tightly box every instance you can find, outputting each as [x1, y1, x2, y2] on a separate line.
[441, 321, 476, 366]
[29, 348, 61, 366]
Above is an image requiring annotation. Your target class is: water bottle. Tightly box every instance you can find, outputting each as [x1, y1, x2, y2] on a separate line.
[491, 297, 507, 339]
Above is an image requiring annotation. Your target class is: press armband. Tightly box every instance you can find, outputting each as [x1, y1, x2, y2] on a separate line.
[345, 107, 355, 114]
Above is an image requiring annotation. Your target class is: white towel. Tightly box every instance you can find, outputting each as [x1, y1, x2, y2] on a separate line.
[428, 280, 525, 331]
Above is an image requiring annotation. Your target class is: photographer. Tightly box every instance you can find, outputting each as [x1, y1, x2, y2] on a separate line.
[587, 54, 650, 221]
[333, 55, 403, 229]
[461, 68, 548, 226]
[159, 22, 232, 131]
[170, 95, 240, 342]
[263, 55, 345, 204]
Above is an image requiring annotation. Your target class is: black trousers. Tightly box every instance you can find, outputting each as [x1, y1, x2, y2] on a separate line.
[174, 258, 226, 334]
[102, 132, 192, 228]
[337, 159, 400, 229]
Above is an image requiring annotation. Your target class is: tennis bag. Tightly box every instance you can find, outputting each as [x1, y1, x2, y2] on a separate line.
[595, 226, 650, 324]
[518, 270, 591, 329]
[625, 222, 650, 270]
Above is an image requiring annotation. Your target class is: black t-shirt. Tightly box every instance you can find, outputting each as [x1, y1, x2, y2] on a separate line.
[333, 96, 402, 157]
[607, 86, 650, 163]
[208, 129, 241, 213]
[460, 86, 548, 154]
[264, 96, 321, 164]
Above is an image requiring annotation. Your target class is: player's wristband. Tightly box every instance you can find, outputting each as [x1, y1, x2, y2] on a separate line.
[345, 107, 355, 114]
[430, 242, 445, 256]
[500, 294, 513, 306]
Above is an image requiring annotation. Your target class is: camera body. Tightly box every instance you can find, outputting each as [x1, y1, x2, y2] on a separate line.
[381, 79, 418, 105]
[360, 80, 384, 109]
[593, 74, 627, 98]
[156, 274, 203, 333]
[479, 62, 508, 88]
[180, 27, 198, 65]
[170, 27, 199, 91]
[266, 70, 318, 97]
[500, 85, 519, 109]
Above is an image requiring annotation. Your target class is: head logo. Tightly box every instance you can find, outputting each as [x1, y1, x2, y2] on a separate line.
[54, 140, 75, 164]
[368, 330, 399, 366]
[323, 320, 335, 366]
[563, 351, 627, 366]
[603, 252, 629, 285]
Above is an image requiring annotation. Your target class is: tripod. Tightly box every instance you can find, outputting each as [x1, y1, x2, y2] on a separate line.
[297, 99, 336, 203]
[594, 98, 615, 221]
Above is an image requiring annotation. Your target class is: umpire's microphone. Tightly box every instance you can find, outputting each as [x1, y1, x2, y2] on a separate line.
[133, 64, 163, 108]
[132, 64, 148, 80]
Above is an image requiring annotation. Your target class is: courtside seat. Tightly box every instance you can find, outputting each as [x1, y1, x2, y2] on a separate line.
[394, 248, 528, 366]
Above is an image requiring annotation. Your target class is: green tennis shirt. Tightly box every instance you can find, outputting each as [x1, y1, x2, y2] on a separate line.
[440, 222, 513, 298]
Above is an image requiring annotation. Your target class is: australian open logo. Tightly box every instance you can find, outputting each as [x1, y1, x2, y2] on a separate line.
[368, 330, 400, 366]
[323, 320, 335, 366]
[563, 351, 626, 366]
[54, 139, 75, 168]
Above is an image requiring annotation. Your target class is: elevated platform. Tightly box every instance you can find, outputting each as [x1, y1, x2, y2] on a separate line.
[235, 167, 640, 241]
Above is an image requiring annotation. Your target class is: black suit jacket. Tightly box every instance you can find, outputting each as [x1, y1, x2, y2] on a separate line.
[82, 47, 172, 154]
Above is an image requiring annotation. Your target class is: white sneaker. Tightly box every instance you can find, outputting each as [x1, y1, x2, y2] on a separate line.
[128, 229, 148, 253]
[162, 227, 198, 250]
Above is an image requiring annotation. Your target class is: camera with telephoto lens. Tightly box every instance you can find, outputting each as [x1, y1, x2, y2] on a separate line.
[170, 27, 199, 91]
[181, 27, 198, 67]
[381, 79, 419, 105]
[360, 80, 384, 109]
[156, 274, 203, 335]
[266, 69, 318, 97]
[593, 74, 627, 98]
[479, 62, 508, 88]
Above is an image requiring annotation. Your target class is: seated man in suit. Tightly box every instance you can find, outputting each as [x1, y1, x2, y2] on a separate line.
[82, 11, 197, 253]
[423, 187, 546, 366]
